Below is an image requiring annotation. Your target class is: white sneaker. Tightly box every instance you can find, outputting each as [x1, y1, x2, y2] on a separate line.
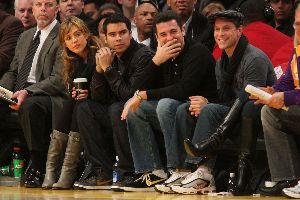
[282, 181, 300, 198]
[171, 168, 216, 195]
[155, 171, 190, 193]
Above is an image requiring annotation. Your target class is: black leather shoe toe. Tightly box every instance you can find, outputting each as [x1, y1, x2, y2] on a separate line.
[24, 169, 43, 188]
[258, 180, 298, 196]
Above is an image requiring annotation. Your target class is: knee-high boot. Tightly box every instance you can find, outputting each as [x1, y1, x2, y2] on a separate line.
[233, 117, 257, 196]
[42, 130, 68, 189]
[184, 94, 248, 158]
[52, 131, 82, 189]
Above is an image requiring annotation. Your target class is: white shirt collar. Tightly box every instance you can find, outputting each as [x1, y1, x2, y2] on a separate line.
[34, 19, 58, 38]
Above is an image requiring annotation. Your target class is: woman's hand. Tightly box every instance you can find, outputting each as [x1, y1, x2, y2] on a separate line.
[72, 87, 88, 100]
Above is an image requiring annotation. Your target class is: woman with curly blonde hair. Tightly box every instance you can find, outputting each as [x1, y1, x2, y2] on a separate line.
[42, 16, 101, 189]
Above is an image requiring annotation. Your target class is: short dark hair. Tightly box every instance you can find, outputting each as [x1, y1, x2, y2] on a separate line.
[103, 14, 131, 34]
[96, 13, 114, 26]
[208, 10, 244, 27]
[84, 0, 101, 8]
[153, 11, 182, 34]
[99, 3, 121, 15]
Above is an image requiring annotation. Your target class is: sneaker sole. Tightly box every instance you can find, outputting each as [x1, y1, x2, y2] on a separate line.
[111, 185, 124, 191]
[83, 185, 112, 190]
[122, 186, 155, 192]
[282, 190, 300, 198]
[155, 185, 174, 194]
[171, 185, 197, 194]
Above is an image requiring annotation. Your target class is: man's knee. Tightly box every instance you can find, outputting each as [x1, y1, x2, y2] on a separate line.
[261, 105, 275, 127]
[176, 102, 190, 119]
[108, 102, 123, 118]
[156, 98, 181, 117]
[19, 97, 49, 116]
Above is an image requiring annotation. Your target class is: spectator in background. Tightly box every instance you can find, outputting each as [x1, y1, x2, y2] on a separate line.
[117, 0, 136, 21]
[58, 0, 97, 34]
[15, 0, 36, 30]
[132, 0, 158, 45]
[98, 3, 121, 15]
[166, 0, 215, 51]
[201, 1, 225, 17]
[83, 0, 100, 20]
[0, 9, 23, 78]
[59, 0, 84, 21]
[117, 0, 137, 39]
[97, 13, 113, 46]
[269, 0, 295, 36]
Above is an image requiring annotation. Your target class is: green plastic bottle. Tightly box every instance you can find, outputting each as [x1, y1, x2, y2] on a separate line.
[12, 147, 24, 178]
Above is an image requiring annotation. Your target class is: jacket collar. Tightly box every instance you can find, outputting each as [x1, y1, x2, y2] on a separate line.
[119, 38, 139, 62]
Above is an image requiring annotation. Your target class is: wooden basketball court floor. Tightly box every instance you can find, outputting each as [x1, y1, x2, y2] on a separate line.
[0, 186, 283, 200]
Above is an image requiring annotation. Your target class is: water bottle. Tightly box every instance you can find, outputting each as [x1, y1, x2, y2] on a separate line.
[112, 156, 121, 183]
[12, 147, 25, 178]
[228, 173, 237, 193]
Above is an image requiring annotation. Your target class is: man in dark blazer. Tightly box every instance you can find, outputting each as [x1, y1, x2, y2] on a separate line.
[167, 0, 215, 51]
[0, 0, 68, 188]
[0, 9, 23, 78]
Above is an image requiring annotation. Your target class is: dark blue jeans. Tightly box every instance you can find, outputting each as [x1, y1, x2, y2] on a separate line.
[126, 98, 183, 173]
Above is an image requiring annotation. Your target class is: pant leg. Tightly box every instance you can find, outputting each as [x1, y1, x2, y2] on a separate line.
[174, 102, 196, 168]
[19, 95, 52, 171]
[0, 101, 12, 141]
[126, 100, 163, 173]
[54, 98, 76, 133]
[239, 100, 262, 154]
[262, 105, 300, 182]
[185, 103, 229, 166]
[19, 95, 52, 153]
[156, 98, 183, 169]
[77, 100, 115, 176]
[108, 102, 134, 174]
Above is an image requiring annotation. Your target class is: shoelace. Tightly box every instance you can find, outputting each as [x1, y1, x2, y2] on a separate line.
[185, 170, 203, 181]
[135, 173, 151, 183]
[165, 171, 182, 184]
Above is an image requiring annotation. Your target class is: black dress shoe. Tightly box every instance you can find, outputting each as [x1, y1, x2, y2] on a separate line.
[24, 168, 43, 188]
[259, 180, 298, 196]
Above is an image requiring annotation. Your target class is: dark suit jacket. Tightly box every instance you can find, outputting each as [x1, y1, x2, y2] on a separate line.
[186, 11, 215, 52]
[0, 22, 68, 127]
[0, 10, 23, 77]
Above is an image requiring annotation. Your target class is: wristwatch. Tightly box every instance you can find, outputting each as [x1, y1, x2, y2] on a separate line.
[105, 66, 114, 72]
[134, 90, 143, 101]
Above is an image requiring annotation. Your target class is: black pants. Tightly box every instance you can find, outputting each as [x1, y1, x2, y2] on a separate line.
[55, 98, 80, 133]
[77, 100, 134, 177]
[19, 95, 52, 171]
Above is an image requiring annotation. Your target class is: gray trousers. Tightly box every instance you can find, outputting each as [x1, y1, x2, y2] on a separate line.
[261, 105, 300, 181]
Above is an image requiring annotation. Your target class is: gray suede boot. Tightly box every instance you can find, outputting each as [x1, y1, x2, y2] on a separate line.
[42, 130, 68, 189]
[52, 131, 82, 189]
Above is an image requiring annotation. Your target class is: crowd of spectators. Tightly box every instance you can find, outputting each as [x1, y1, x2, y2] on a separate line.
[0, 0, 299, 198]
